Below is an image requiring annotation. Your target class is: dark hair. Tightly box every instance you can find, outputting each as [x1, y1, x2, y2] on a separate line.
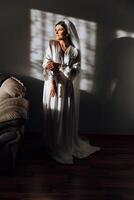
[55, 21, 68, 34]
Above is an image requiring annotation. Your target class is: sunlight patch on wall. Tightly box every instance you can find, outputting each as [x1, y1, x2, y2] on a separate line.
[116, 30, 134, 38]
[30, 9, 97, 93]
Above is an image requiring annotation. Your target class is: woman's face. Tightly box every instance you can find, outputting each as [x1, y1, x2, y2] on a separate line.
[55, 24, 67, 40]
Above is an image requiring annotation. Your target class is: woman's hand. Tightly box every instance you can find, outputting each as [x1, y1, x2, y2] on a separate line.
[50, 80, 57, 97]
[46, 60, 60, 71]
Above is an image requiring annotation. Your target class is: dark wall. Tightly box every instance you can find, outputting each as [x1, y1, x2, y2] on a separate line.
[1, 0, 134, 134]
[0, 1, 30, 75]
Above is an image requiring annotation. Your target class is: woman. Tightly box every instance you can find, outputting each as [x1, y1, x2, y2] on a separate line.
[42, 18, 100, 164]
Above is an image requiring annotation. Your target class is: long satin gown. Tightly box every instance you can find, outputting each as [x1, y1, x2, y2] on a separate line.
[42, 40, 100, 164]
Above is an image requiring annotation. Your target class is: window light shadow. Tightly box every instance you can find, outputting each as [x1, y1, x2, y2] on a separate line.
[30, 9, 97, 93]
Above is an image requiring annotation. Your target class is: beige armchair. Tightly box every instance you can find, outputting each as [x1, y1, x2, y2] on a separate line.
[0, 75, 29, 171]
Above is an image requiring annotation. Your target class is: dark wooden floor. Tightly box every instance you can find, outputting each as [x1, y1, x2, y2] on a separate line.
[0, 133, 134, 200]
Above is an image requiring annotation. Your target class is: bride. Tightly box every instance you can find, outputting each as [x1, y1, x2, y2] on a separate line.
[42, 18, 100, 164]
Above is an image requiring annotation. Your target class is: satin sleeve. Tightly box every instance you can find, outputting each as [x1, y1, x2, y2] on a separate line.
[42, 41, 54, 81]
[62, 48, 81, 80]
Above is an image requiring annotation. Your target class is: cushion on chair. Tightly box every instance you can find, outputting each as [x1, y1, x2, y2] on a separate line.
[0, 76, 29, 123]
[0, 76, 26, 102]
[0, 97, 29, 122]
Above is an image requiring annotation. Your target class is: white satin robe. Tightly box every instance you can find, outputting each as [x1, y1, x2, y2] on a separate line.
[42, 40, 100, 164]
